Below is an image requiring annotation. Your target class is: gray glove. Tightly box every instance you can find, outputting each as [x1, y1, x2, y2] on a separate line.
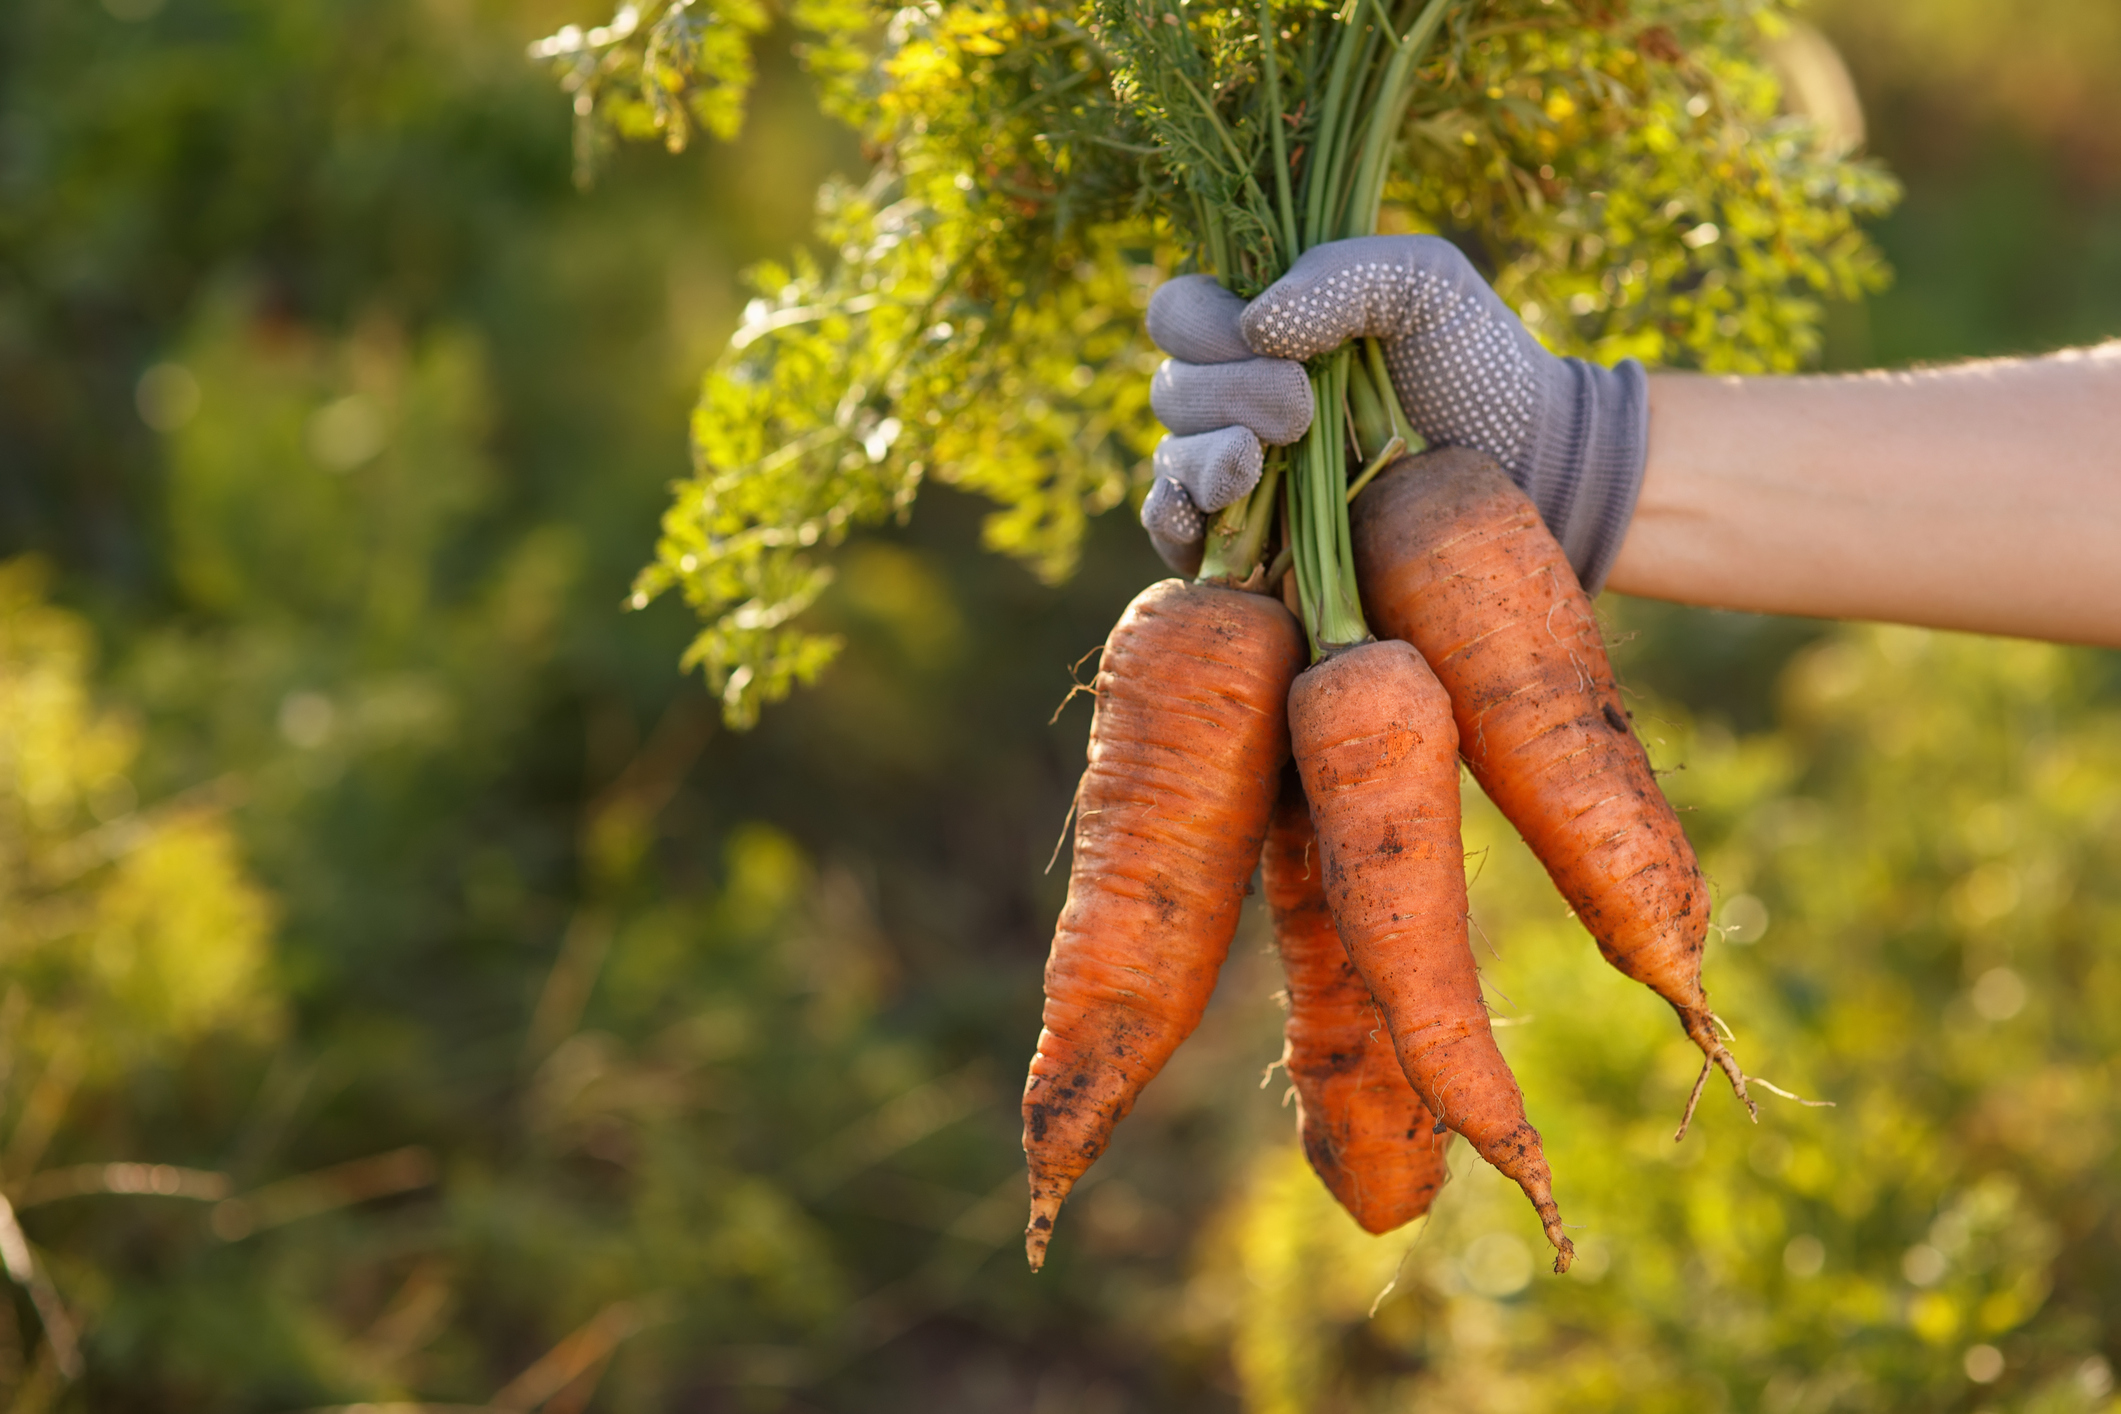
[1150, 236, 1649, 593]
[1139, 276, 1313, 574]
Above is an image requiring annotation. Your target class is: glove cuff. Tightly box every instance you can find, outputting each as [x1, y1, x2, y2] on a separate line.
[1519, 356, 1648, 595]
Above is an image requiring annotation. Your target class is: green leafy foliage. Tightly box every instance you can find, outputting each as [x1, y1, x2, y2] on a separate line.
[588, 0, 1896, 722]
[628, 3, 1165, 724]
[533, 0, 774, 183]
[1398, 3, 1901, 370]
[1090, 0, 1292, 285]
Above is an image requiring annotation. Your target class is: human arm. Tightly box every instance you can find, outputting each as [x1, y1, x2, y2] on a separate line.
[1611, 350, 2121, 646]
[1148, 238, 2121, 647]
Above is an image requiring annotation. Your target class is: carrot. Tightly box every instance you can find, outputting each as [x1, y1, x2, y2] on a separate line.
[1023, 577, 1305, 1271]
[1350, 447, 1751, 1133]
[1264, 764, 1450, 1234]
[1289, 638, 1573, 1271]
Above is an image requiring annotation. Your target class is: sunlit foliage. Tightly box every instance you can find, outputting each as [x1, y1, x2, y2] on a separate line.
[622, 2, 1166, 725]
[0, 563, 277, 1061]
[534, 0, 774, 182]
[562, 0, 1895, 724]
[1398, 6, 1901, 370]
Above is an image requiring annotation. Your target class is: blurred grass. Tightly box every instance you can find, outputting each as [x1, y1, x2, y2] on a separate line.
[0, 0, 2117, 1409]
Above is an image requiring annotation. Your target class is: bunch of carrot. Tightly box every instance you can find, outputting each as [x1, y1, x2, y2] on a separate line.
[1021, 0, 1752, 1273]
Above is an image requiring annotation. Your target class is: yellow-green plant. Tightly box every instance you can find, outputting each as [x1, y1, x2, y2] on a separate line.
[545, 0, 1895, 718]
[0, 561, 278, 1065]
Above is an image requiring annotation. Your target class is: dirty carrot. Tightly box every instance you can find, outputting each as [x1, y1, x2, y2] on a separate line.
[1022, 577, 1305, 1270]
[1351, 447, 1751, 1135]
[1288, 637, 1573, 1271]
[1264, 763, 1450, 1234]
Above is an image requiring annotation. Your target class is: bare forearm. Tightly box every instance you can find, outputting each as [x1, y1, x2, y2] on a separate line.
[1607, 345, 2121, 646]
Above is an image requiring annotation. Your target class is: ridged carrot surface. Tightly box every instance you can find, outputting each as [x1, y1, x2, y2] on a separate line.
[1351, 449, 1749, 1128]
[1264, 766, 1450, 1234]
[1289, 639, 1573, 1270]
[1022, 578, 1305, 1270]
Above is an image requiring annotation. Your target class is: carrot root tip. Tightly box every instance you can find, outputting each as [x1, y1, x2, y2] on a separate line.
[1024, 1192, 1063, 1272]
[1672, 1009, 1760, 1140]
[1673, 1059, 1712, 1142]
[1750, 1076, 1836, 1110]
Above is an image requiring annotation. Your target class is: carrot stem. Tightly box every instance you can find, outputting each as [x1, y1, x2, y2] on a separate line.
[1345, 435, 1405, 503]
[1299, 5, 1365, 246]
[1260, 0, 1300, 258]
[1199, 449, 1287, 583]
[1363, 337, 1423, 453]
[1345, 0, 1454, 237]
[1291, 349, 1368, 650]
[1190, 0, 1461, 644]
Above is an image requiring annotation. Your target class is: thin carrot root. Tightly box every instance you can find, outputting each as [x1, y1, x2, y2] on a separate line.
[1352, 448, 1752, 1128]
[1021, 578, 1305, 1271]
[1672, 1005, 1757, 1141]
[1676, 1059, 1836, 1142]
[1676, 1061, 1714, 1144]
[1290, 638, 1572, 1274]
[1749, 1077, 1835, 1107]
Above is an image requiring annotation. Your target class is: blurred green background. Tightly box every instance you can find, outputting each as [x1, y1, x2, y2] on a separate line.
[1, 0, 2118, 1409]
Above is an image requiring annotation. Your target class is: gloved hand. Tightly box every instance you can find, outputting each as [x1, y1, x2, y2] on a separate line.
[1147, 235, 1650, 593]
[1138, 276, 1313, 575]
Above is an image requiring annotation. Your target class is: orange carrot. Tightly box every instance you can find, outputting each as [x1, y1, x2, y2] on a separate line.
[1264, 764, 1450, 1234]
[1289, 638, 1573, 1270]
[1023, 578, 1305, 1270]
[1351, 448, 1749, 1132]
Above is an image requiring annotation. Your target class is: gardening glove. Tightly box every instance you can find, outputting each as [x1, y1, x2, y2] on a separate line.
[1153, 236, 1650, 593]
[1140, 275, 1314, 575]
